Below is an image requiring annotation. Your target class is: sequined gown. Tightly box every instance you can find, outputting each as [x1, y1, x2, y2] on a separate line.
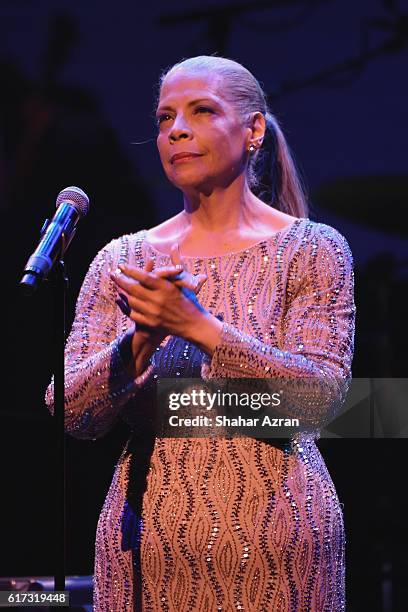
[45, 218, 355, 611]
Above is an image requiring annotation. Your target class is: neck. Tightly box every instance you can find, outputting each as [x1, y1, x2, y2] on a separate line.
[180, 176, 266, 235]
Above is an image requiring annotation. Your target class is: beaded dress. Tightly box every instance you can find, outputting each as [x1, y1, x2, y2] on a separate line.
[45, 217, 355, 611]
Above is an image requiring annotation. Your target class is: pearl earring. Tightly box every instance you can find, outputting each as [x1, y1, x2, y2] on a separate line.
[249, 143, 256, 153]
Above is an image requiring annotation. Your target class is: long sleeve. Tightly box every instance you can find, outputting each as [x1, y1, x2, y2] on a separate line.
[201, 223, 356, 428]
[45, 234, 154, 440]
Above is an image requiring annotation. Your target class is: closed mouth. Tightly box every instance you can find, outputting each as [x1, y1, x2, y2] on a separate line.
[170, 152, 203, 164]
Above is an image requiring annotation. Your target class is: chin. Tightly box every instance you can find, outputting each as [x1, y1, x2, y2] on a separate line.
[165, 164, 239, 195]
[167, 170, 210, 191]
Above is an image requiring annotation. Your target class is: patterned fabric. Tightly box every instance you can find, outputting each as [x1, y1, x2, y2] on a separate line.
[45, 217, 356, 611]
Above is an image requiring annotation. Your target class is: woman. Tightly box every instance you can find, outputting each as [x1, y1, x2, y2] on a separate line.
[46, 56, 355, 611]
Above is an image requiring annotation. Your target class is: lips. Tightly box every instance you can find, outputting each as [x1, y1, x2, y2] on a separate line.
[170, 152, 203, 164]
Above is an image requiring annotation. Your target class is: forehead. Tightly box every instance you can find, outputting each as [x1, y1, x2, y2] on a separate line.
[158, 69, 227, 106]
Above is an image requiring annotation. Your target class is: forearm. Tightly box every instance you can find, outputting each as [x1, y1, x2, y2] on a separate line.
[185, 312, 223, 356]
[45, 329, 161, 440]
[119, 327, 166, 378]
[199, 321, 350, 429]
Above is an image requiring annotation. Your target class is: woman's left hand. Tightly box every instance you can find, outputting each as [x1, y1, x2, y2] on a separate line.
[110, 245, 208, 341]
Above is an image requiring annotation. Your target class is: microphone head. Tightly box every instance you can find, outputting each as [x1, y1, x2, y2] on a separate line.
[56, 186, 90, 218]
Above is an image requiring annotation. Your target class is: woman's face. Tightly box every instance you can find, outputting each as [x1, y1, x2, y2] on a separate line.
[156, 69, 250, 194]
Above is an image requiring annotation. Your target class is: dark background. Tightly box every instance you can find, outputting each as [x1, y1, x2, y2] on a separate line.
[1, 1, 407, 610]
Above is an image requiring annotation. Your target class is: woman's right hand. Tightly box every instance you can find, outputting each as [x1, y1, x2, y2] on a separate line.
[115, 244, 207, 329]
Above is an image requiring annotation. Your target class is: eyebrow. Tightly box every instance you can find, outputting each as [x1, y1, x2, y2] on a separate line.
[156, 97, 219, 115]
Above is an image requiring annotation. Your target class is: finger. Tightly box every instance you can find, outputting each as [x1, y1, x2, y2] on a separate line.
[126, 294, 160, 319]
[195, 273, 208, 293]
[129, 310, 155, 328]
[111, 271, 136, 294]
[115, 262, 181, 286]
[116, 278, 173, 307]
[172, 277, 197, 291]
[112, 274, 159, 301]
[113, 265, 159, 290]
[118, 257, 155, 277]
[144, 256, 155, 273]
[170, 243, 184, 269]
[154, 265, 184, 279]
[172, 273, 207, 293]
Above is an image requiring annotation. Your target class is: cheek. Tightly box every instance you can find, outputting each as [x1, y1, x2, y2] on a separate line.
[156, 133, 164, 155]
[212, 132, 245, 165]
[157, 135, 170, 167]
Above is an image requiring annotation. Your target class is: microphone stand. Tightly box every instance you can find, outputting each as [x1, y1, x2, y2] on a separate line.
[49, 260, 68, 605]
[21, 255, 68, 607]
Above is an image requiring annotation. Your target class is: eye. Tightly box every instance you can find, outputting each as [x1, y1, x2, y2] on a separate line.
[156, 113, 172, 125]
[194, 106, 214, 115]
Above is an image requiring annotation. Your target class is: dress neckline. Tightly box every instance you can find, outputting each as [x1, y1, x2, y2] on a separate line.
[142, 217, 308, 260]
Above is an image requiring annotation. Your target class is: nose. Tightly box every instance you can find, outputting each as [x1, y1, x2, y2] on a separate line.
[169, 115, 193, 143]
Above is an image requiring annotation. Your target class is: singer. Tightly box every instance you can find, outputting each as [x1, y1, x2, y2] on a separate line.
[46, 56, 355, 611]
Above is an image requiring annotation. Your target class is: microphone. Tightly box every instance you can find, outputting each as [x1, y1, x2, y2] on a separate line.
[19, 186, 90, 295]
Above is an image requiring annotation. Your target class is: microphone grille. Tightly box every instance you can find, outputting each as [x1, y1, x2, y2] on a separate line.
[56, 186, 90, 217]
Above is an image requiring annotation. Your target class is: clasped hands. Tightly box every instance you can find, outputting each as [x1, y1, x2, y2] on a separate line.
[110, 244, 221, 355]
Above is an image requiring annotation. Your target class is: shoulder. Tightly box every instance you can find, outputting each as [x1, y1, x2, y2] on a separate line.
[89, 229, 147, 271]
[298, 219, 354, 266]
[283, 219, 354, 296]
[79, 230, 148, 298]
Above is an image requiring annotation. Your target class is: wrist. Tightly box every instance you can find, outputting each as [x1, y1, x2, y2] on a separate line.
[185, 312, 223, 356]
[133, 329, 166, 375]
[119, 327, 164, 378]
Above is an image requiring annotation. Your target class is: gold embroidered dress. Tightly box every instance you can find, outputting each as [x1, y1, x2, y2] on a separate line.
[46, 217, 355, 611]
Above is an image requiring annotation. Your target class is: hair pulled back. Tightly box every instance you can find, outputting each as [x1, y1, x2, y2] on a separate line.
[159, 55, 308, 218]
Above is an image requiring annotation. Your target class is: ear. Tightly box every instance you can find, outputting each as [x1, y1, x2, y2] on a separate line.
[246, 112, 266, 150]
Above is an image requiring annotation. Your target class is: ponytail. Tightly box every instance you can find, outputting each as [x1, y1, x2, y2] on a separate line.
[250, 113, 308, 218]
